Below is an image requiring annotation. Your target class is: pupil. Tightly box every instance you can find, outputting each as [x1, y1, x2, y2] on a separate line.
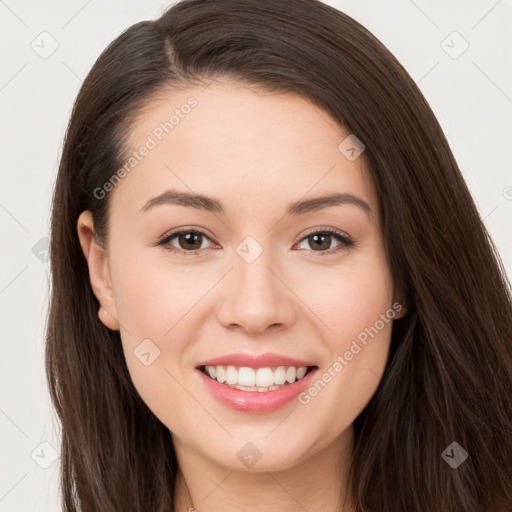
[310, 233, 330, 251]
[181, 232, 201, 250]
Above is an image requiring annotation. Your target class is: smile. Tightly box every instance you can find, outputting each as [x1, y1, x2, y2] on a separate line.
[195, 354, 319, 412]
[200, 364, 313, 392]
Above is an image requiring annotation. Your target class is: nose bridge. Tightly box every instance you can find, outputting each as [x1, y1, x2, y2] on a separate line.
[216, 234, 294, 333]
[233, 235, 281, 310]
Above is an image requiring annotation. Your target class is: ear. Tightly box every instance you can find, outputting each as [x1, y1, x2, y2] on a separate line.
[77, 211, 120, 331]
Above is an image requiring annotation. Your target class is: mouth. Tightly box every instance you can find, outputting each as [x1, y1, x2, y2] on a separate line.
[198, 364, 318, 392]
[195, 352, 319, 412]
[196, 363, 319, 413]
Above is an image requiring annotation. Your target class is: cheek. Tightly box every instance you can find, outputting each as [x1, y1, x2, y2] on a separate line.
[110, 248, 209, 339]
[108, 251, 204, 426]
[293, 253, 394, 343]
[292, 253, 395, 425]
[109, 251, 214, 399]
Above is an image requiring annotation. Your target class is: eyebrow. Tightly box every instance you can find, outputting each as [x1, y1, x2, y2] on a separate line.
[140, 189, 372, 216]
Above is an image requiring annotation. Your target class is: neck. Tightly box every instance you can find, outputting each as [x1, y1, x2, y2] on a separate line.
[173, 425, 356, 512]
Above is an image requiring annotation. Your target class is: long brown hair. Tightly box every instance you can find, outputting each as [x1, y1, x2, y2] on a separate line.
[46, 0, 512, 510]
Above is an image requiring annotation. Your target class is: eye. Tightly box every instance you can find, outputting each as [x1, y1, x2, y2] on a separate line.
[157, 228, 215, 254]
[294, 228, 355, 256]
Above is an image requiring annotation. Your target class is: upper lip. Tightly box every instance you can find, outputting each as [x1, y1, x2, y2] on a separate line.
[196, 352, 317, 369]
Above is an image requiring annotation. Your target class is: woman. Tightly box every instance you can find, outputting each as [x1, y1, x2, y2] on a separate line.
[46, 0, 512, 510]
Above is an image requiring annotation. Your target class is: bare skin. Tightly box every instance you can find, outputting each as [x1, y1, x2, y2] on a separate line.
[77, 79, 406, 511]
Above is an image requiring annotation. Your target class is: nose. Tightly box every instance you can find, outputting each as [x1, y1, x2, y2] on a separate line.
[216, 248, 297, 336]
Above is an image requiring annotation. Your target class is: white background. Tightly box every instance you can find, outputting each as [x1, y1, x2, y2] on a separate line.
[1, 0, 511, 510]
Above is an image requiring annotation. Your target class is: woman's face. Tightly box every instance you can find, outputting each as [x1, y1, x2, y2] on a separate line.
[78, 79, 404, 472]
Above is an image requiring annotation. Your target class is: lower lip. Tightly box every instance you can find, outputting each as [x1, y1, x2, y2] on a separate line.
[197, 367, 318, 413]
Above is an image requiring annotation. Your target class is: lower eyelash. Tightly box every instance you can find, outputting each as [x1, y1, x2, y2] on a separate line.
[157, 228, 355, 255]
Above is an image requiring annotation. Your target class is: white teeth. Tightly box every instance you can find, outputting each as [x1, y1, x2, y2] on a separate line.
[296, 367, 307, 379]
[286, 367, 296, 383]
[255, 368, 274, 387]
[274, 366, 287, 384]
[203, 364, 310, 388]
[238, 367, 256, 386]
[226, 365, 238, 385]
[216, 366, 226, 383]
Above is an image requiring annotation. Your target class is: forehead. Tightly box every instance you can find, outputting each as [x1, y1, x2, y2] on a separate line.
[109, 79, 376, 221]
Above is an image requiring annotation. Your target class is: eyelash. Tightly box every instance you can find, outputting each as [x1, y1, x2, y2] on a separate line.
[156, 227, 355, 257]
